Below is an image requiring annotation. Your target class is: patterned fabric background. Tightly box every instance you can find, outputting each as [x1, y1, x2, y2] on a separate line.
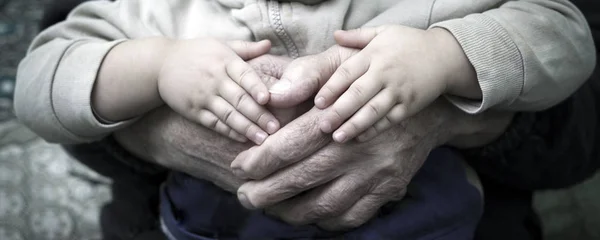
[0, 0, 598, 240]
[0, 1, 111, 239]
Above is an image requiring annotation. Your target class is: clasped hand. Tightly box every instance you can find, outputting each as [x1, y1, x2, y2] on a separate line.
[226, 25, 468, 230]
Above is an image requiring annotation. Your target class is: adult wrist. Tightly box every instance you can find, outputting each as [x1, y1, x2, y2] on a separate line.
[428, 98, 514, 149]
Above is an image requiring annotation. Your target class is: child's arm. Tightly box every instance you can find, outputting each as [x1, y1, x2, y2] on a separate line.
[317, 0, 596, 143]
[362, 0, 596, 114]
[93, 38, 278, 145]
[91, 38, 169, 122]
[14, 0, 277, 144]
[313, 26, 477, 143]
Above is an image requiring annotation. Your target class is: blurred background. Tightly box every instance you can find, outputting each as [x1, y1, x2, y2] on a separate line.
[0, 0, 598, 240]
[0, 1, 110, 240]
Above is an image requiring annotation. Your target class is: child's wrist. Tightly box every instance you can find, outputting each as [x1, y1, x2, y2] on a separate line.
[153, 38, 178, 104]
[426, 28, 481, 99]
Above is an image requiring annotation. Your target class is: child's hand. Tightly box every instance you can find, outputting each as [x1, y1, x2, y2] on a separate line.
[158, 39, 279, 145]
[315, 26, 453, 143]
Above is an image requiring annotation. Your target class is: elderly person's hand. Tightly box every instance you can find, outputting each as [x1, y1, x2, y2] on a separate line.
[231, 44, 513, 231]
[232, 99, 511, 230]
[114, 44, 512, 231]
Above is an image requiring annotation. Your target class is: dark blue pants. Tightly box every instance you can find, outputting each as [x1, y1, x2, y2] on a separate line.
[160, 148, 482, 240]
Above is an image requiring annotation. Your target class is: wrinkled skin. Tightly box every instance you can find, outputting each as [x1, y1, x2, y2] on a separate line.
[114, 46, 513, 231]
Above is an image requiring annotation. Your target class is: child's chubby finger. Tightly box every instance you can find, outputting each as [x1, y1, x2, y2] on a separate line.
[196, 110, 248, 143]
[208, 97, 270, 145]
[226, 39, 272, 61]
[226, 59, 270, 105]
[319, 72, 382, 134]
[356, 104, 407, 142]
[332, 89, 394, 143]
[334, 27, 380, 49]
[314, 53, 370, 109]
[219, 80, 280, 134]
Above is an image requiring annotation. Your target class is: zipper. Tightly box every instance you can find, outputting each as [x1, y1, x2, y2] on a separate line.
[267, 1, 300, 58]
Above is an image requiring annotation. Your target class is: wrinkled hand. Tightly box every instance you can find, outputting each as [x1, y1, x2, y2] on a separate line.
[229, 43, 512, 230]
[231, 100, 459, 230]
[228, 45, 451, 230]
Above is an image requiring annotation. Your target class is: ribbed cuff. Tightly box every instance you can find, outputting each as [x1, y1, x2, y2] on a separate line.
[430, 15, 524, 114]
[52, 39, 134, 142]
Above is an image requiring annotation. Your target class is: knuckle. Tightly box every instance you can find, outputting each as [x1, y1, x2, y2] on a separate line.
[188, 95, 207, 111]
[401, 89, 416, 105]
[282, 214, 306, 226]
[272, 136, 311, 162]
[207, 117, 219, 129]
[307, 200, 336, 220]
[289, 176, 314, 191]
[255, 110, 269, 124]
[391, 188, 408, 201]
[244, 188, 280, 209]
[243, 191, 263, 207]
[228, 128, 239, 138]
[338, 65, 353, 79]
[339, 214, 365, 229]
[222, 108, 234, 123]
[345, 121, 361, 134]
[349, 85, 365, 99]
[388, 105, 406, 123]
[238, 66, 254, 86]
[234, 92, 249, 109]
[377, 157, 399, 173]
[366, 102, 380, 116]
[330, 108, 344, 123]
[287, 168, 323, 191]
[376, 116, 391, 131]
[321, 85, 336, 97]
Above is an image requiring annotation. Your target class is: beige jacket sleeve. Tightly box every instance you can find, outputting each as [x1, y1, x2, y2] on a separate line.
[15, 1, 170, 144]
[428, 0, 596, 113]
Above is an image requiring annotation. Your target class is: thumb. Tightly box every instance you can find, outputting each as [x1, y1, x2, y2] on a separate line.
[227, 40, 272, 60]
[268, 46, 359, 108]
[334, 27, 381, 49]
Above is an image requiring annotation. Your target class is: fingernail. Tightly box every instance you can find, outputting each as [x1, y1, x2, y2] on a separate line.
[257, 92, 268, 104]
[238, 192, 255, 209]
[269, 79, 291, 94]
[266, 121, 279, 134]
[320, 121, 332, 133]
[333, 131, 347, 143]
[315, 96, 326, 108]
[255, 131, 267, 145]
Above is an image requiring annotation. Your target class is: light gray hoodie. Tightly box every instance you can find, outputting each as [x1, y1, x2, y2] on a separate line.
[14, 0, 596, 143]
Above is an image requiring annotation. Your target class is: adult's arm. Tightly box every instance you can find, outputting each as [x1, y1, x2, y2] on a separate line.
[463, 72, 600, 191]
[461, 0, 600, 189]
